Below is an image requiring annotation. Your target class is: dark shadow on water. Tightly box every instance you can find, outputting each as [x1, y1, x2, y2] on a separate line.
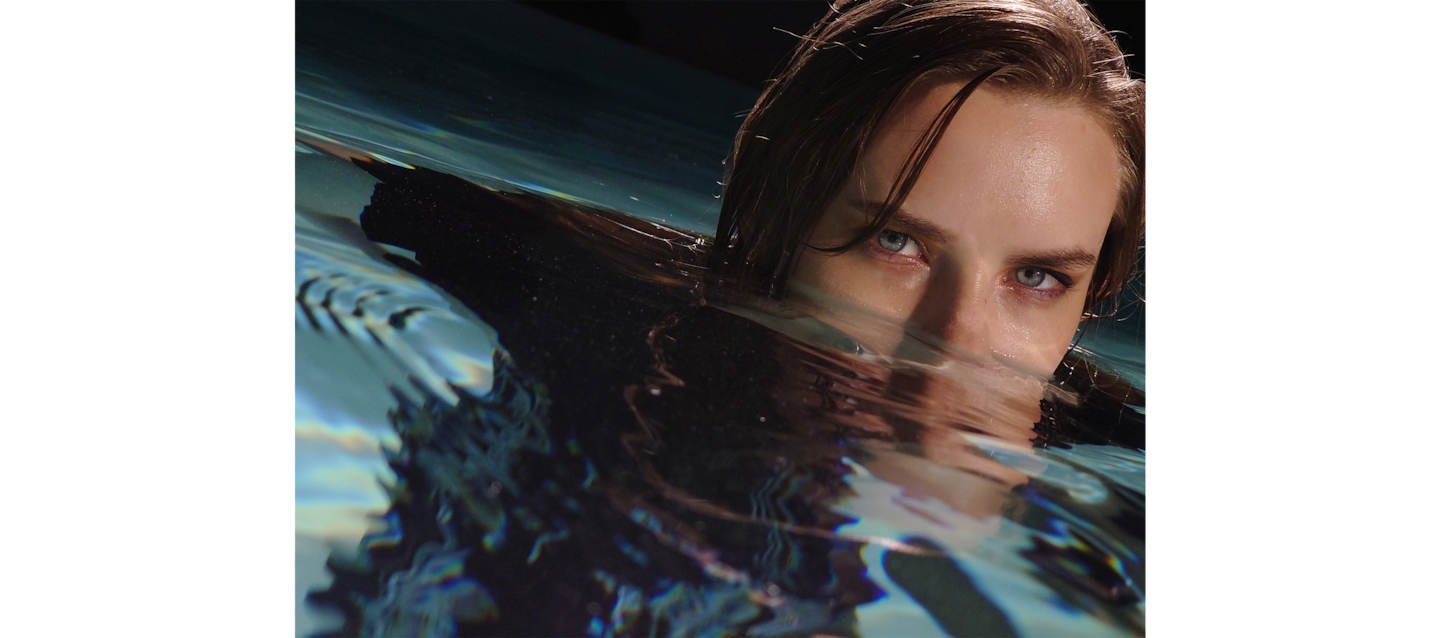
[304, 157, 1145, 636]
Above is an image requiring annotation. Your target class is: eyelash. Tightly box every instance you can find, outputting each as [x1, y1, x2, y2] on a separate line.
[868, 229, 925, 262]
[1010, 267, 1075, 299]
[868, 229, 1076, 299]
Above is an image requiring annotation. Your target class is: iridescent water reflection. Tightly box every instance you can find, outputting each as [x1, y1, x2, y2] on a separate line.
[295, 3, 1143, 635]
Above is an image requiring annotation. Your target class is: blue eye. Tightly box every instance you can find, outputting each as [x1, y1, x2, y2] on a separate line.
[876, 230, 915, 254]
[1015, 267, 1063, 290]
[1016, 267, 1047, 287]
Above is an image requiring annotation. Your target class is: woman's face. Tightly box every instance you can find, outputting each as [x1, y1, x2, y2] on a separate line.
[792, 81, 1120, 376]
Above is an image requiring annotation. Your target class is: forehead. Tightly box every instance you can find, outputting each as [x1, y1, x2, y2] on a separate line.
[864, 79, 1111, 174]
[855, 81, 1120, 241]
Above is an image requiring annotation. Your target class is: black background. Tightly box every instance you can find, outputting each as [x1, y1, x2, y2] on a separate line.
[521, 0, 1145, 90]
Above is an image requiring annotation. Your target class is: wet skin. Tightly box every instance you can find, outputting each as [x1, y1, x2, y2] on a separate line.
[792, 81, 1121, 378]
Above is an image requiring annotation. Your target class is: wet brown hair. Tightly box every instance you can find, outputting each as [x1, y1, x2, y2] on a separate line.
[709, 0, 1144, 310]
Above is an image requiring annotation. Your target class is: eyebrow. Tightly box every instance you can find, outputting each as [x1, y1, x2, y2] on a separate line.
[849, 199, 957, 244]
[1003, 247, 1097, 271]
[850, 199, 1097, 271]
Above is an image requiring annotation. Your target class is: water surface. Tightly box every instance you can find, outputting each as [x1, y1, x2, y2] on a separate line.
[296, 3, 1144, 635]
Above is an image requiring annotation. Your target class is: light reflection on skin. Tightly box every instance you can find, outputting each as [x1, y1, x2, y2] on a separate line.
[789, 79, 1122, 517]
[792, 80, 1120, 376]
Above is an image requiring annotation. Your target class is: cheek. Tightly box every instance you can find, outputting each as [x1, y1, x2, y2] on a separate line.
[792, 249, 925, 319]
[791, 249, 930, 357]
[789, 249, 831, 290]
[994, 295, 1089, 373]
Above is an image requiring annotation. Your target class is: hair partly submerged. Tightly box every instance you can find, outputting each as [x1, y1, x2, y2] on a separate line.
[710, 0, 1144, 309]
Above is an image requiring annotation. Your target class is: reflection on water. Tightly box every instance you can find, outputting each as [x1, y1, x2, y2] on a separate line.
[296, 151, 1143, 636]
[296, 0, 752, 236]
[296, 2, 1143, 635]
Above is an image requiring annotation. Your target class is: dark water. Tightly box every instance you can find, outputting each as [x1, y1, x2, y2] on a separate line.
[295, 3, 1144, 635]
[297, 157, 1143, 636]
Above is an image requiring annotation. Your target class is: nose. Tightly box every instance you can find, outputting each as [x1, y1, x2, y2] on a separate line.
[906, 253, 994, 361]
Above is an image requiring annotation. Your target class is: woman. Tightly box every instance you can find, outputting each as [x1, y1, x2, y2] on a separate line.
[627, 0, 1144, 628]
[313, 0, 1145, 634]
[713, 0, 1142, 378]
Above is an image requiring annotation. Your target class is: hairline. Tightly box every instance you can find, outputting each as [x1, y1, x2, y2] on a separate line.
[842, 72, 1130, 232]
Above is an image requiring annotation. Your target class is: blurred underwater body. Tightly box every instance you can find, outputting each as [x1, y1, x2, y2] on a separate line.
[296, 2, 1144, 635]
[297, 154, 1144, 636]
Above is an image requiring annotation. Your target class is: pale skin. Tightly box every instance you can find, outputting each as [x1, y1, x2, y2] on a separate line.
[791, 80, 1123, 501]
[792, 80, 1121, 378]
